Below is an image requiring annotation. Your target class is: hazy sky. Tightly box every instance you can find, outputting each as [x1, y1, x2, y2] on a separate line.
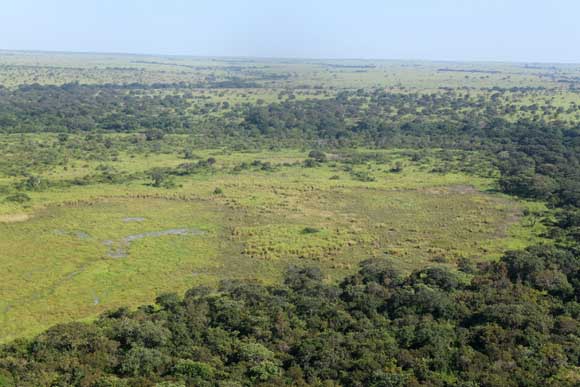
[1, 0, 579, 63]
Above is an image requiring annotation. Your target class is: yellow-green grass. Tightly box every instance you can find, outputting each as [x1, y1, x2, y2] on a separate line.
[1, 51, 578, 91]
[0, 149, 546, 341]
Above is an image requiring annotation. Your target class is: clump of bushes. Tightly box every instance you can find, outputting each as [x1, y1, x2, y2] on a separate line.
[5, 192, 31, 204]
[308, 150, 327, 162]
[350, 170, 376, 182]
[303, 159, 318, 168]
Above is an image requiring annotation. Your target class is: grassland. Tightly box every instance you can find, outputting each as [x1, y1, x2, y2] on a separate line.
[0, 51, 568, 343]
[0, 145, 547, 342]
[2, 50, 579, 89]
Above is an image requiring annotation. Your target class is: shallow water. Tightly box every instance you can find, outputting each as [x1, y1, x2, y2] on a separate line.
[104, 228, 206, 258]
[123, 217, 146, 222]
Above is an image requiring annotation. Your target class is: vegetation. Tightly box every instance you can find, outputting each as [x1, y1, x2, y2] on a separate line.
[1, 147, 541, 342]
[0, 242, 578, 386]
[0, 52, 579, 385]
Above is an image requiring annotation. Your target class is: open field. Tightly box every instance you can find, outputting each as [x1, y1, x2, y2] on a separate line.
[2, 50, 580, 89]
[0, 145, 547, 341]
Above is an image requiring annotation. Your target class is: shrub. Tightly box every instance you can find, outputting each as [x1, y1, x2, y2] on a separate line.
[5, 192, 31, 203]
[304, 159, 318, 168]
[390, 161, 404, 173]
[302, 227, 320, 234]
[308, 150, 327, 162]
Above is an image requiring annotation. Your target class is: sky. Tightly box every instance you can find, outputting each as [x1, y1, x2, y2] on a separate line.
[0, 0, 579, 63]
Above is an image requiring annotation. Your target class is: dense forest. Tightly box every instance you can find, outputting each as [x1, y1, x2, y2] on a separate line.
[1, 236, 578, 386]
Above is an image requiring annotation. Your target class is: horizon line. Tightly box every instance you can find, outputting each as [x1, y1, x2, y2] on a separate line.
[1, 48, 579, 66]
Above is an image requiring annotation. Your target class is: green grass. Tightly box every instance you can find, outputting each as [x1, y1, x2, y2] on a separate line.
[0, 147, 547, 342]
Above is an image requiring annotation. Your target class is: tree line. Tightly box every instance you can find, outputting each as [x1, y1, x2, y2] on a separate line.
[1, 233, 578, 386]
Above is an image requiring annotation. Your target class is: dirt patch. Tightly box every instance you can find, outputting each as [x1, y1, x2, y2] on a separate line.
[422, 185, 478, 195]
[448, 185, 478, 194]
[0, 213, 31, 223]
[123, 217, 146, 222]
[494, 210, 524, 238]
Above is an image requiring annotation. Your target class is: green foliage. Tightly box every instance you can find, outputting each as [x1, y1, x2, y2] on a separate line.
[308, 150, 327, 162]
[147, 168, 176, 188]
[0, 53, 579, 387]
[350, 170, 376, 182]
[0, 156, 537, 341]
[173, 359, 214, 379]
[303, 158, 318, 168]
[390, 161, 404, 173]
[302, 227, 320, 234]
[1, 247, 578, 386]
[4, 192, 30, 204]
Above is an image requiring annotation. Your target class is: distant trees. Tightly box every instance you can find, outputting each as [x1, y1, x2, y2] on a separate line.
[0, 84, 578, 207]
[0, 83, 191, 134]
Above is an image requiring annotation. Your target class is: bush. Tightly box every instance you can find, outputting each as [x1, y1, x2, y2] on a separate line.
[390, 161, 404, 173]
[303, 159, 318, 168]
[302, 227, 320, 234]
[308, 150, 327, 162]
[5, 192, 31, 203]
[350, 170, 376, 182]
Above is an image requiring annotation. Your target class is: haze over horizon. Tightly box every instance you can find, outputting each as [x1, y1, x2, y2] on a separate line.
[1, 0, 579, 64]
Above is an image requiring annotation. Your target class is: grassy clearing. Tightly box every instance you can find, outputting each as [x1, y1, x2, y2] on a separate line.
[0, 148, 546, 341]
